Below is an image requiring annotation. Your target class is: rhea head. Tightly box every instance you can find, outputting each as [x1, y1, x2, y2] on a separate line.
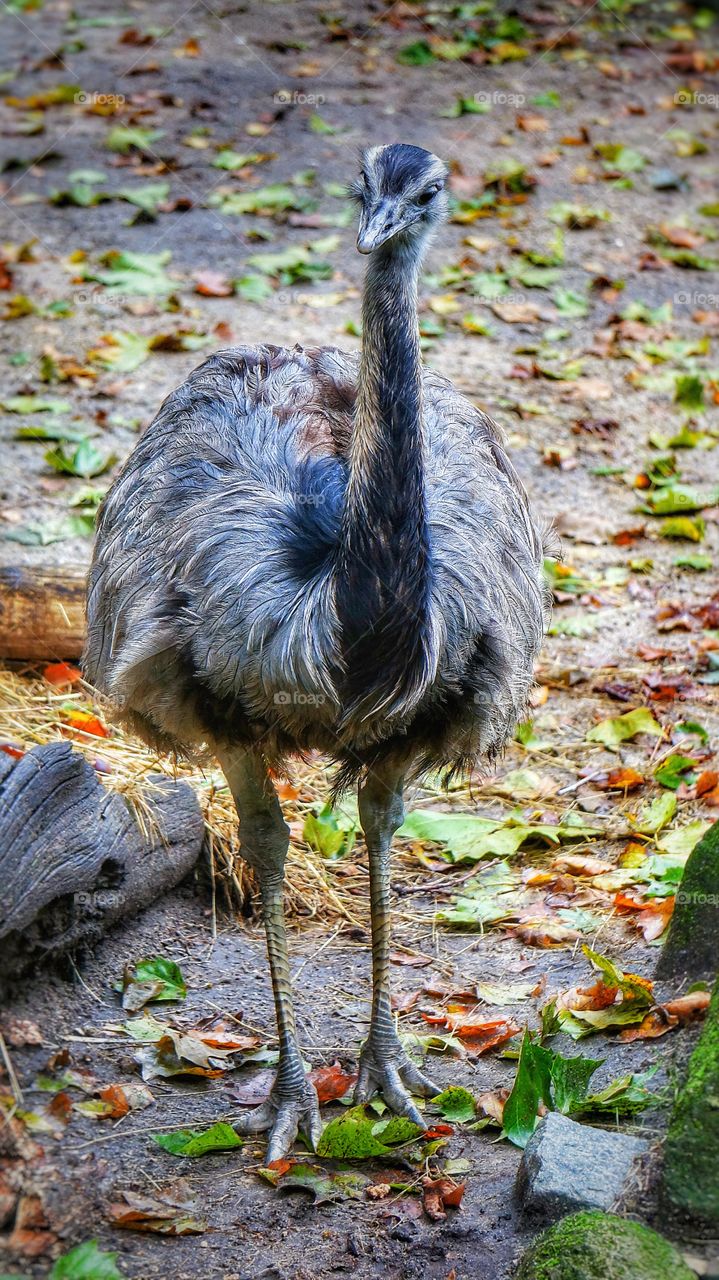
[351, 143, 449, 256]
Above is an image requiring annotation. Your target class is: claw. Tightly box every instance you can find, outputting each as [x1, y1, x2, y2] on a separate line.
[234, 1078, 322, 1162]
[354, 1042, 441, 1125]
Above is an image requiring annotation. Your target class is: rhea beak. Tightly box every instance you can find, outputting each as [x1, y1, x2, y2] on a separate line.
[356, 199, 404, 254]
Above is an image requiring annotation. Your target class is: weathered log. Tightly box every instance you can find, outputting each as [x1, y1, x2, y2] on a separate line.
[0, 740, 205, 989]
[0, 565, 86, 661]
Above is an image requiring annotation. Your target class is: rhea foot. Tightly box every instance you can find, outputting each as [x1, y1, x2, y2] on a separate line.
[354, 1039, 440, 1127]
[234, 1078, 322, 1164]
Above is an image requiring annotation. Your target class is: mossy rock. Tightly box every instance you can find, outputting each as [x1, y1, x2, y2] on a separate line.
[657, 818, 719, 980]
[515, 1211, 694, 1280]
[661, 971, 719, 1229]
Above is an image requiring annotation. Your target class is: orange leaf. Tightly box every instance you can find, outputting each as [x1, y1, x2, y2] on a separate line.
[61, 708, 109, 738]
[597, 767, 645, 791]
[421, 1176, 465, 1220]
[476, 1087, 509, 1124]
[308, 1062, 357, 1104]
[423, 1123, 454, 1139]
[1, 743, 25, 759]
[662, 991, 710, 1023]
[99, 1084, 130, 1120]
[637, 898, 674, 942]
[43, 662, 82, 687]
[619, 1009, 677, 1041]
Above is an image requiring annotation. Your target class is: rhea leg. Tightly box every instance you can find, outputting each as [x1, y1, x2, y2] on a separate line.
[355, 767, 439, 1122]
[218, 749, 321, 1162]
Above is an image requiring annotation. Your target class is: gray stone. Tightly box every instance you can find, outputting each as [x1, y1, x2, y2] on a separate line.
[515, 1111, 648, 1222]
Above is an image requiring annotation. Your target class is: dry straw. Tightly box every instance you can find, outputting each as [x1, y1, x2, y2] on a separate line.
[0, 666, 371, 929]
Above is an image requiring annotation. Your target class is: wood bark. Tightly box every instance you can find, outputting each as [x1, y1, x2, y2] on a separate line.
[0, 740, 205, 990]
[0, 566, 86, 661]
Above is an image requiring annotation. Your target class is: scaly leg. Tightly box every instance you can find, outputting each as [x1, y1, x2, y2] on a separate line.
[354, 766, 440, 1123]
[218, 750, 321, 1163]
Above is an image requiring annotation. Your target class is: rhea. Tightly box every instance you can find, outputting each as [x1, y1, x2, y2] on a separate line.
[85, 143, 550, 1161]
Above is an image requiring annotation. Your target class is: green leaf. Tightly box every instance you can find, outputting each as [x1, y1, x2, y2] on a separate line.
[80, 249, 175, 297]
[654, 755, 697, 791]
[45, 440, 115, 479]
[317, 1105, 423, 1159]
[633, 791, 678, 834]
[89, 331, 151, 372]
[656, 819, 711, 857]
[582, 947, 653, 1007]
[440, 95, 491, 118]
[586, 707, 663, 748]
[121, 956, 186, 1011]
[595, 142, 645, 172]
[303, 801, 357, 860]
[235, 274, 274, 302]
[211, 149, 267, 170]
[548, 201, 610, 229]
[532, 90, 562, 108]
[260, 1161, 370, 1202]
[154, 1122, 243, 1157]
[208, 184, 313, 217]
[641, 483, 717, 516]
[503, 1031, 553, 1147]
[401, 810, 597, 866]
[549, 1052, 604, 1114]
[15, 422, 89, 443]
[675, 373, 704, 410]
[431, 1086, 476, 1123]
[2, 395, 70, 413]
[105, 125, 163, 154]
[573, 1069, 660, 1119]
[548, 612, 600, 637]
[552, 287, 589, 317]
[116, 181, 170, 216]
[675, 553, 712, 571]
[660, 515, 705, 542]
[50, 1241, 123, 1280]
[308, 112, 338, 134]
[397, 40, 435, 65]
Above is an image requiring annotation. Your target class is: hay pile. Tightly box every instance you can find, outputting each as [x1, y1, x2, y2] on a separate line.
[0, 666, 371, 928]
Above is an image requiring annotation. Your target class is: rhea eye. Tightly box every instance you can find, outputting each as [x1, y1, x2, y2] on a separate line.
[417, 184, 440, 206]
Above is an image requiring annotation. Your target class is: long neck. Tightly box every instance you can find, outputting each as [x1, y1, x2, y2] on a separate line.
[335, 240, 437, 724]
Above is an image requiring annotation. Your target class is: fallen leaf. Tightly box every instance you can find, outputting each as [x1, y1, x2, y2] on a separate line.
[43, 662, 83, 687]
[107, 1180, 206, 1235]
[154, 1121, 243, 1157]
[309, 1062, 357, 1103]
[551, 853, 614, 876]
[421, 1175, 465, 1220]
[193, 270, 234, 297]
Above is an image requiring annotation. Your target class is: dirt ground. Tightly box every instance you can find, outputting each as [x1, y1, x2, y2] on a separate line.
[1, 1, 719, 1277]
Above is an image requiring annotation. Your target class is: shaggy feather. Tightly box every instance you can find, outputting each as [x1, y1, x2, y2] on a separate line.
[84, 145, 550, 794]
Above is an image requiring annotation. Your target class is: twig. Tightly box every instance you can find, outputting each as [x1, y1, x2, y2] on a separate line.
[0, 1031, 24, 1106]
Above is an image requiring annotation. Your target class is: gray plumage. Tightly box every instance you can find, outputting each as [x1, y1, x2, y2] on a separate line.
[85, 338, 549, 781]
